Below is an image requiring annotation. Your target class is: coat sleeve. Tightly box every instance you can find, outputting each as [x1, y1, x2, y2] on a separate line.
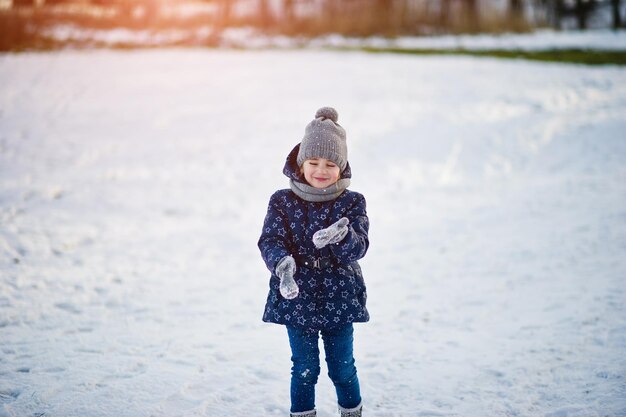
[329, 193, 369, 264]
[258, 192, 292, 273]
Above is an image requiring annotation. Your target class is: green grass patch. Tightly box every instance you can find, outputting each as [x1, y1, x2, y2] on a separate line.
[358, 47, 626, 66]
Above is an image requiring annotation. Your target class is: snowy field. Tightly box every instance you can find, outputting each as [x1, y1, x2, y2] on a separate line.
[42, 26, 626, 51]
[225, 28, 626, 50]
[1, 49, 625, 417]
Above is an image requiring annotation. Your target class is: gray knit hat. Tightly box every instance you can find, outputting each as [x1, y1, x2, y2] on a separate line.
[296, 107, 348, 172]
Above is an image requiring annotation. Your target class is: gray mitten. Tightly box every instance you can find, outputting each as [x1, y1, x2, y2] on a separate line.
[275, 255, 299, 299]
[312, 217, 350, 249]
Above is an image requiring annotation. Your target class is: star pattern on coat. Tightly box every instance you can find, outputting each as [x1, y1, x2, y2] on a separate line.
[258, 188, 370, 331]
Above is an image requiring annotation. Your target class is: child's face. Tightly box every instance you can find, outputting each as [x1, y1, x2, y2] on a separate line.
[301, 158, 341, 189]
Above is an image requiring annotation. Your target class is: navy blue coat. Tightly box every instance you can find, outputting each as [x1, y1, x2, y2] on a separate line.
[258, 145, 370, 330]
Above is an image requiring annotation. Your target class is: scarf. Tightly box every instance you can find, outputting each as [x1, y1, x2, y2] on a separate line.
[289, 178, 350, 203]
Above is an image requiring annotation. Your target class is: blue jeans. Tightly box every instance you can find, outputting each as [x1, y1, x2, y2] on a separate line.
[287, 324, 362, 413]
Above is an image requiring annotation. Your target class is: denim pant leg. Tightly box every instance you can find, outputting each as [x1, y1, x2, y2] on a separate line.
[321, 324, 362, 409]
[287, 327, 321, 413]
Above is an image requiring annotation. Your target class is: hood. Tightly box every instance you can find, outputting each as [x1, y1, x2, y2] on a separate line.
[283, 143, 352, 184]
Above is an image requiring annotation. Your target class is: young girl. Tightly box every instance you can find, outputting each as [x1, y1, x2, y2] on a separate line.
[258, 107, 369, 417]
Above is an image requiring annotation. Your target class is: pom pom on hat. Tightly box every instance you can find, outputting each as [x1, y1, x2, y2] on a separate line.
[315, 107, 339, 123]
[297, 106, 348, 172]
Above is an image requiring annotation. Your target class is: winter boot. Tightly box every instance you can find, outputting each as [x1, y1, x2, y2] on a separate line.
[339, 402, 362, 417]
[290, 410, 316, 417]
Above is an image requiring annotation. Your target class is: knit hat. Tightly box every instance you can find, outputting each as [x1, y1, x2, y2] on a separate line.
[296, 107, 348, 172]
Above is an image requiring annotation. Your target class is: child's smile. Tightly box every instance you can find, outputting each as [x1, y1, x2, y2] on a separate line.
[301, 158, 341, 189]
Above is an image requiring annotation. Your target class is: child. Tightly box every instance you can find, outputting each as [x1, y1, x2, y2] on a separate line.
[258, 107, 369, 417]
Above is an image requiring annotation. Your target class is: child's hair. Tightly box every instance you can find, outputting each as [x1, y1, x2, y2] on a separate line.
[297, 107, 348, 172]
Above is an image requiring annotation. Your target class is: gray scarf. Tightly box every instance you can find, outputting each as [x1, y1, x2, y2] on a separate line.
[289, 178, 350, 202]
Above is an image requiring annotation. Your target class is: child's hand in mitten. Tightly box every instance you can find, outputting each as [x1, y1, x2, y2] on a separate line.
[312, 217, 350, 249]
[275, 255, 299, 299]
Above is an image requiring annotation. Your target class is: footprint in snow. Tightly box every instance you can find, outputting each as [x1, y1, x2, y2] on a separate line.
[417, 411, 446, 417]
[54, 302, 82, 314]
[0, 388, 20, 403]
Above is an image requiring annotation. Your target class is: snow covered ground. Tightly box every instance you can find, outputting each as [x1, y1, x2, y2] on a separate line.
[41, 25, 626, 51]
[1, 48, 625, 417]
[231, 28, 626, 50]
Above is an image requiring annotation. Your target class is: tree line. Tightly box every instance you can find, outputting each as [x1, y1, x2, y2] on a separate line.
[8, 0, 624, 32]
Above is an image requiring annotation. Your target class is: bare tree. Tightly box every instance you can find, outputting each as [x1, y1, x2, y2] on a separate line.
[208, 0, 231, 44]
[284, 0, 295, 25]
[397, 0, 411, 32]
[611, 0, 622, 28]
[555, 0, 565, 28]
[215, 0, 231, 31]
[12, 0, 36, 6]
[373, 0, 395, 34]
[575, 0, 587, 28]
[439, 0, 452, 28]
[465, 0, 480, 31]
[509, 0, 525, 21]
[258, 0, 273, 30]
[574, 0, 598, 29]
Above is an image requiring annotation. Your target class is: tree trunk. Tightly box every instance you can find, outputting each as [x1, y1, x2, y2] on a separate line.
[554, 0, 564, 28]
[12, 0, 36, 7]
[208, 0, 231, 45]
[611, 0, 622, 28]
[575, 0, 588, 29]
[284, 0, 295, 23]
[439, 0, 451, 28]
[322, 0, 337, 33]
[465, 0, 479, 31]
[215, 0, 231, 30]
[401, 0, 413, 32]
[258, 0, 272, 31]
[375, 0, 394, 34]
[509, 0, 524, 20]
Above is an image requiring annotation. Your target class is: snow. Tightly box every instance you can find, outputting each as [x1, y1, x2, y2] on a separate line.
[389, 29, 626, 51]
[40, 25, 626, 51]
[1, 48, 626, 417]
[304, 29, 626, 51]
[42, 24, 214, 46]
